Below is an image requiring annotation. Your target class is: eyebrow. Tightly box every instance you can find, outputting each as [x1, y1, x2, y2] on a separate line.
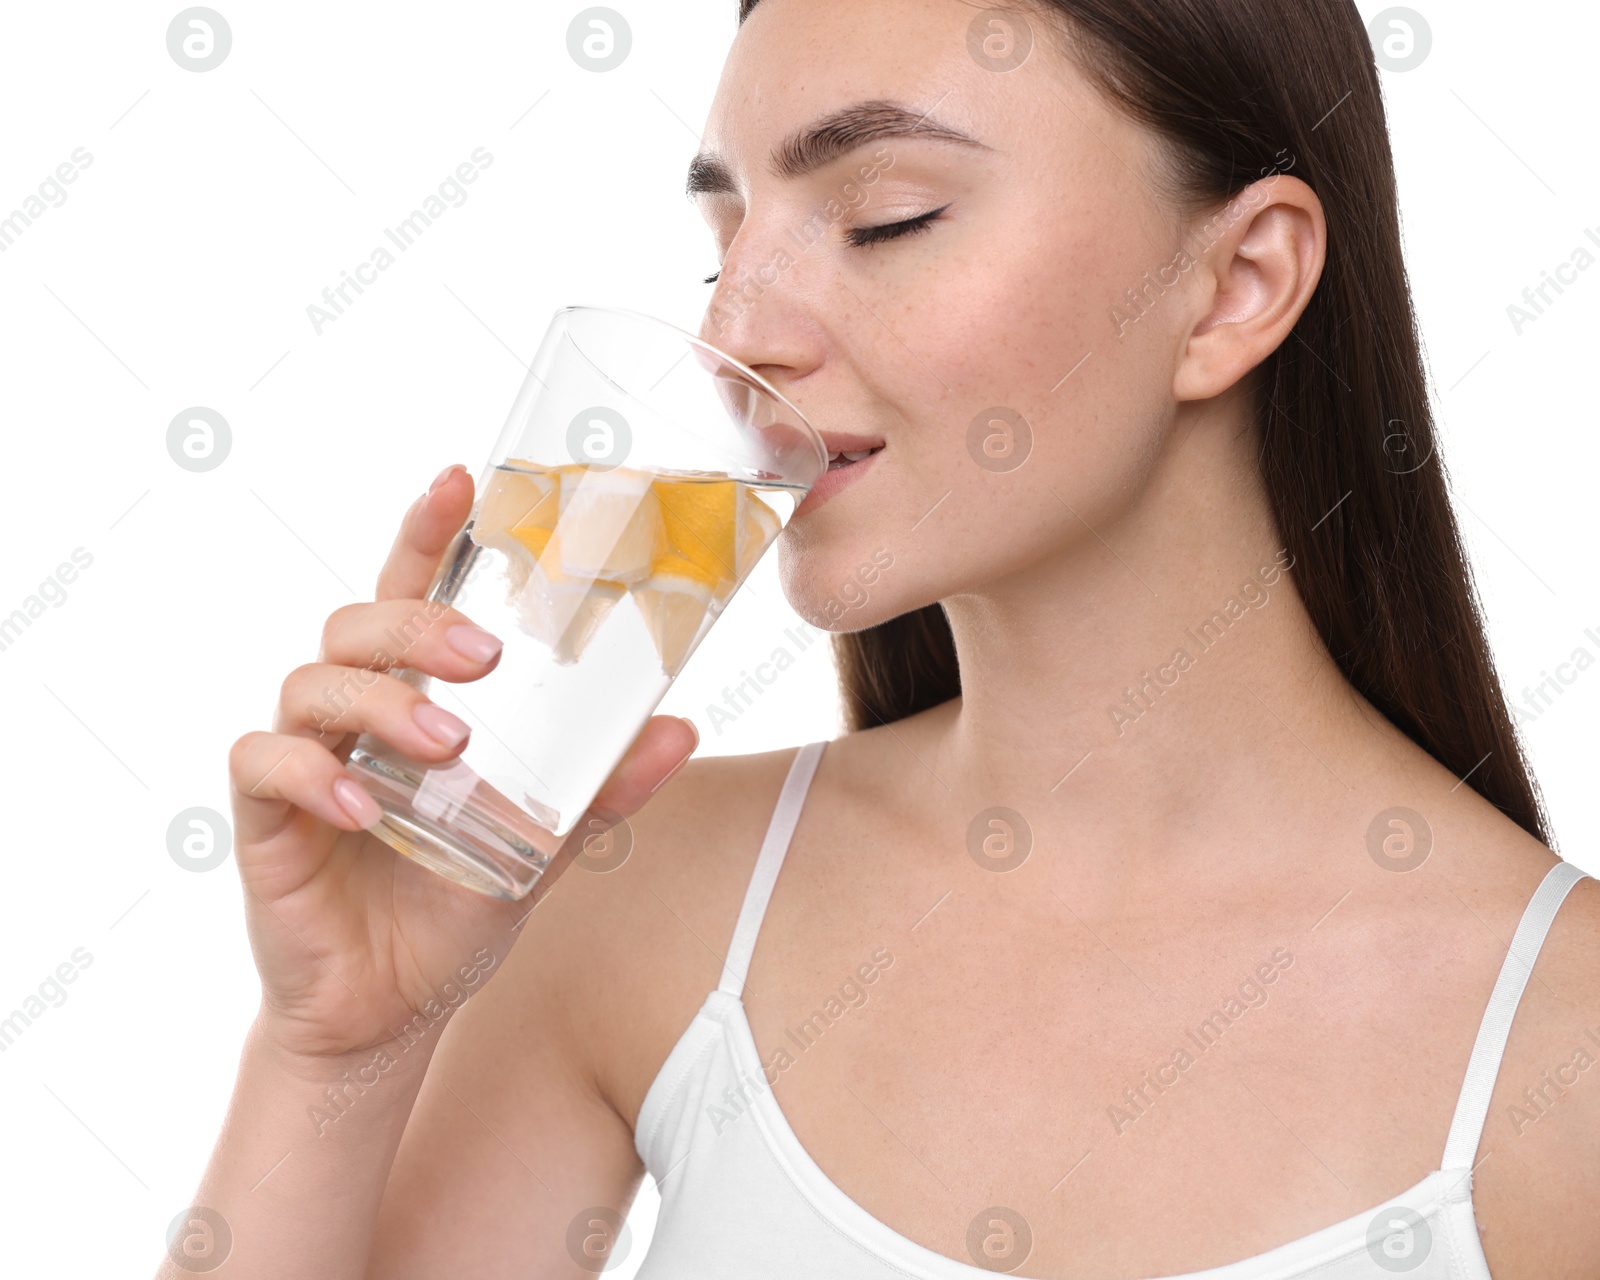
[686, 99, 989, 197]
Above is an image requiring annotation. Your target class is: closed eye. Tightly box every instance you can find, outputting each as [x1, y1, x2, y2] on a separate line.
[702, 204, 952, 284]
[845, 204, 951, 249]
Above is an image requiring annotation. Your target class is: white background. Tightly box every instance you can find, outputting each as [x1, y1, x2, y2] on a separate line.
[0, 2, 1594, 1275]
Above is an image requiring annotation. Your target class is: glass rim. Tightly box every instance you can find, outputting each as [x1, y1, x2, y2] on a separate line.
[554, 304, 830, 476]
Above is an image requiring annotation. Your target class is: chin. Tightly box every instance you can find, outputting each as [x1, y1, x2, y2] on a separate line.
[778, 537, 926, 633]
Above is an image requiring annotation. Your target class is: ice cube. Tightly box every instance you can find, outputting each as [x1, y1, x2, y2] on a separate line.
[556, 467, 663, 586]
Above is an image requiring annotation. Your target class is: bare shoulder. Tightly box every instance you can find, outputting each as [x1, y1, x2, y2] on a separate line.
[1382, 736, 1600, 1275]
[368, 743, 820, 1272]
[1473, 859, 1600, 1278]
[506, 741, 814, 1128]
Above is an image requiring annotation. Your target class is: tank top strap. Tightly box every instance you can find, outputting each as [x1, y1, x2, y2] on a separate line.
[716, 741, 829, 999]
[1440, 859, 1590, 1169]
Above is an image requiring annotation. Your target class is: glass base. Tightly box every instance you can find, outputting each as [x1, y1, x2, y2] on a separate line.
[345, 743, 560, 900]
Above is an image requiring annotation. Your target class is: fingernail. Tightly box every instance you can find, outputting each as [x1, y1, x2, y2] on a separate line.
[413, 702, 470, 748]
[334, 777, 383, 827]
[651, 724, 698, 795]
[429, 463, 464, 496]
[651, 750, 694, 794]
[446, 624, 503, 664]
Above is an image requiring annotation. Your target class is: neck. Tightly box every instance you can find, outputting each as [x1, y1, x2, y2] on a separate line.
[932, 401, 1388, 881]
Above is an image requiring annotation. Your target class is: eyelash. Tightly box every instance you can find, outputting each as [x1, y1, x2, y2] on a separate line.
[702, 204, 951, 284]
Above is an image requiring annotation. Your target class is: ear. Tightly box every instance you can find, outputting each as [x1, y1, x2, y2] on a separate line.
[1172, 175, 1327, 402]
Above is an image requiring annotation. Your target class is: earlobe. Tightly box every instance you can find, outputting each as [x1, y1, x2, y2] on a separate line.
[1173, 176, 1327, 402]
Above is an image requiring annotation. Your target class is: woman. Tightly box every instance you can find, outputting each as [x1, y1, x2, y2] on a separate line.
[177, 0, 1600, 1276]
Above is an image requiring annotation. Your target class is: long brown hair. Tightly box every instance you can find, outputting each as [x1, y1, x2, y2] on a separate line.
[738, 0, 1551, 844]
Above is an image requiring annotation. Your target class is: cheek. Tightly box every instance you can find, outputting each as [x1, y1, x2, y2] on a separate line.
[882, 212, 1178, 491]
[780, 194, 1187, 628]
[871, 368, 1170, 616]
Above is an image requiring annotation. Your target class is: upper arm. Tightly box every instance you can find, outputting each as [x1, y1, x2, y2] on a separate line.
[1475, 872, 1600, 1279]
[365, 863, 649, 1278]
[365, 749, 790, 1277]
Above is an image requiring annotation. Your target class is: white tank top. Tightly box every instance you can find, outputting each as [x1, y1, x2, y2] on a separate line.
[631, 741, 1589, 1278]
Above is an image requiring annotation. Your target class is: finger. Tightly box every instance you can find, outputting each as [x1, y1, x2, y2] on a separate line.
[588, 716, 700, 818]
[229, 730, 380, 849]
[315, 599, 503, 683]
[375, 464, 475, 603]
[274, 663, 475, 764]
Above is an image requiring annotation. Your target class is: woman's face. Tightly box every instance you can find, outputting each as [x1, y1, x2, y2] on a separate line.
[694, 0, 1203, 630]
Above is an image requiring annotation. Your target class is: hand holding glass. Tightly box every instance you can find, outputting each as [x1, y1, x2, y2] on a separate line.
[345, 307, 827, 899]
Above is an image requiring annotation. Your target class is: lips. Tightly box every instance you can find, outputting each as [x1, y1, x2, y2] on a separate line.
[819, 432, 885, 454]
[796, 437, 883, 516]
[818, 431, 885, 469]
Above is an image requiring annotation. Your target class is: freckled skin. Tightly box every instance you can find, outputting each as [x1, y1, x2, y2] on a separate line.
[697, 1, 1187, 630]
[356, 3, 1600, 1277]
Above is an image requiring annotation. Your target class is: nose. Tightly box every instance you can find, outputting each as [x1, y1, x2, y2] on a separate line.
[697, 227, 823, 392]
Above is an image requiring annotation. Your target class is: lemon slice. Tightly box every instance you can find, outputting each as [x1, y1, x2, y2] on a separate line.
[654, 477, 738, 587]
[476, 463, 559, 542]
[733, 489, 782, 586]
[633, 552, 718, 675]
[475, 520, 550, 599]
[520, 531, 627, 664]
[474, 465, 781, 669]
[508, 523, 555, 559]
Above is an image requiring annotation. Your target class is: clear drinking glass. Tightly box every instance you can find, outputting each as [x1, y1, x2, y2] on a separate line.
[345, 306, 827, 899]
